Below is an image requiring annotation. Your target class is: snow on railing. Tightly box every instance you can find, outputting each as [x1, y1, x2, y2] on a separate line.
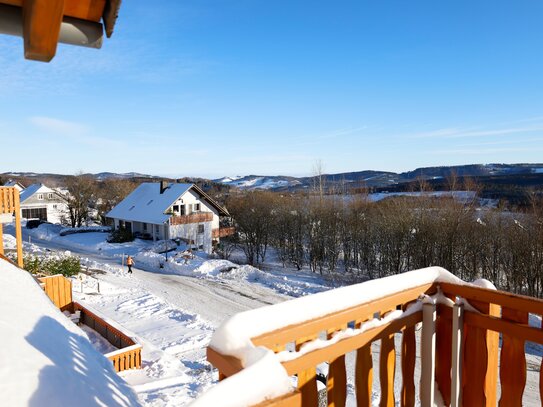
[197, 267, 543, 406]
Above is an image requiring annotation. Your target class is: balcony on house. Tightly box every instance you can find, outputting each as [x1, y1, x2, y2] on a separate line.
[196, 267, 543, 407]
[212, 226, 236, 239]
[170, 212, 214, 225]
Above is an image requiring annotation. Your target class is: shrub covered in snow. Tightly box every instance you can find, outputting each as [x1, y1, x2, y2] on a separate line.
[107, 227, 134, 243]
[59, 226, 112, 236]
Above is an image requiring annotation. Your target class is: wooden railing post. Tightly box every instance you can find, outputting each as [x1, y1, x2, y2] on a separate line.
[327, 325, 347, 407]
[462, 300, 500, 406]
[421, 301, 436, 406]
[0, 222, 4, 256]
[295, 335, 319, 406]
[450, 303, 464, 407]
[14, 188, 23, 268]
[499, 307, 528, 406]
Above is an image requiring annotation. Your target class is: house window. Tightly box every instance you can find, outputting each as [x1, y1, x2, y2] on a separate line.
[173, 205, 179, 213]
[198, 224, 204, 234]
[37, 194, 43, 200]
[53, 204, 57, 209]
[47, 193, 53, 199]
[143, 223, 147, 231]
[194, 203, 200, 212]
[180, 205, 186, 216]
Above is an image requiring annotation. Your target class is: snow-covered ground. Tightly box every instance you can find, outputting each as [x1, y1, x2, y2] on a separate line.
[3, 222, 542, 406]
[3, 223, 331, 406]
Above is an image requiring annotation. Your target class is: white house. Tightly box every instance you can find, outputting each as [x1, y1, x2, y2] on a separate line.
[106, 181, 231, 253]
[3, 182, 68, 224]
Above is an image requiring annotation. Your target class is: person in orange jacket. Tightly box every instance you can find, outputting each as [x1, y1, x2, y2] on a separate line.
[126, 255, 134, 274]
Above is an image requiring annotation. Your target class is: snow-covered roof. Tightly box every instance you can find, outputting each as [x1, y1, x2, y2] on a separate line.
[3, 180, 25, 191]
[19, 183, 55, 203]
[106, 182, 193, 224]
[107, 182, 229, 224]
[0, 256, 141, 407]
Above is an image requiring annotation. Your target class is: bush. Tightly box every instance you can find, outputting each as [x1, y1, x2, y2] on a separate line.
[107, 227, 134, 243]
[22, 253, 81, 277]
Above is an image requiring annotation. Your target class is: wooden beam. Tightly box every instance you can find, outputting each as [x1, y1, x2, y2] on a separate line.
[0, 0, 104, 22]
[22, 0, 65, 62]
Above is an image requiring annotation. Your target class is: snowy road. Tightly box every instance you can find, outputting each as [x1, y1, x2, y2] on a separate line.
[21, 228, 291, 324]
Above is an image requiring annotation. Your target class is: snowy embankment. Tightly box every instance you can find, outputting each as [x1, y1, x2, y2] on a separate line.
[0, 257, 140, 407]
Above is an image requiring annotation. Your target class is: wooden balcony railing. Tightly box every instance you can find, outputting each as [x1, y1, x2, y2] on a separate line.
[40, 274, 142, 373]
[170, 212, 213, 225]
[199, 267, 543, 407]
[0, 186, 23, 267]
[212, 226, 236, 239]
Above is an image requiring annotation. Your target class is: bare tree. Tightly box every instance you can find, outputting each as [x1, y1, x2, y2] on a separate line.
[65, 173, 97, 228]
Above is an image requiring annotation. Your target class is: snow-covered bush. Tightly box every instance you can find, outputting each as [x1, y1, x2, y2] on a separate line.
[107, 227, 134, 243]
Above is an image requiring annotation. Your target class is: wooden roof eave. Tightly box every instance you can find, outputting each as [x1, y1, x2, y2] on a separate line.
[190, 185, 230, 217]
[0, 0, 121, 62]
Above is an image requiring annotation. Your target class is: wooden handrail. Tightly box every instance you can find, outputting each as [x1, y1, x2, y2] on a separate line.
[204, 274, 543, 407]
[170, 212, 213, 225]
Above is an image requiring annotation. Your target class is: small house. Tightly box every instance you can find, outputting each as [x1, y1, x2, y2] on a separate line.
[106, 182, 231, 253]
[16, 183, 68, 224]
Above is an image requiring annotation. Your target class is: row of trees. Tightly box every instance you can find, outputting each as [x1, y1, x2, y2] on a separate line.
[227, 191, 543, 297]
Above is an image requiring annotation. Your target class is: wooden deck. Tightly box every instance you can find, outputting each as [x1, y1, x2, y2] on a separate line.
[207, 278, 543, 406]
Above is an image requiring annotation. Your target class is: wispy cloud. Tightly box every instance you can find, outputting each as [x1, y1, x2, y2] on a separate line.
[29, 116, 121, 148]
[318, 126, 369, 140]
[409, 125, 543, 139]
[30, 116, 88, 136]
[430, 146, 543, 155]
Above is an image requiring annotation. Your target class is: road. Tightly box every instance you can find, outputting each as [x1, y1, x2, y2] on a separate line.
[19, 228, 291, 326]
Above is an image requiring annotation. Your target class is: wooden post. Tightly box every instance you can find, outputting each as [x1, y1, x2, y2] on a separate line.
[14, 188, 23, 268]
[421, 301, 436, 406]
[22, 0, 65, 62]
[450, 303, 464, 407]
[0, 222, 4, 256]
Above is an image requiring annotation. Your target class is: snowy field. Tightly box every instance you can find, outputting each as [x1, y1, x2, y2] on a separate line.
[3, 222, 542, 406]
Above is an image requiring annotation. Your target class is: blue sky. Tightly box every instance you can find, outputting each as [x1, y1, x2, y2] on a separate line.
[1, 0, 543, 178]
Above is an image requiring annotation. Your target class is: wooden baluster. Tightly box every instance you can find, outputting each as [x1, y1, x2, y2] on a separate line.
[401, 320, 416, 407]
[355, 317, 373, 407]
[379, 333, 396, 407]
[435, 299, 454, 405]
[499, 307, 528, 406]
[462, 300, 500, 406]
[327, 325, 347, 407]
[355, 343, 373, 407]
[295, 335, 319, 406]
